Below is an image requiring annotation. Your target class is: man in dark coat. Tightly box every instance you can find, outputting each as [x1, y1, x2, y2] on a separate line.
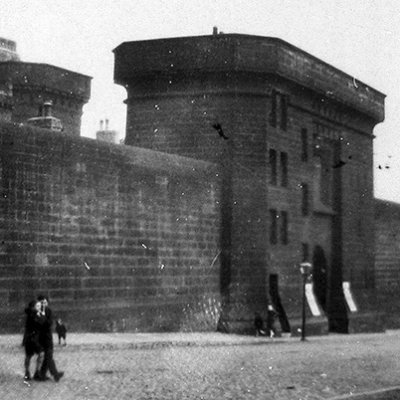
[23, 300, 45, 381]
[37, 295, 64, 382]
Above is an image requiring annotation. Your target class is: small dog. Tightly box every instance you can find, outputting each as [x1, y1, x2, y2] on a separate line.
[55, 318, 67, 346]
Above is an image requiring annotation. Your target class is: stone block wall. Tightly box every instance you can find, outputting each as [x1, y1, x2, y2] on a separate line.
[375, 199, 400, 292]
[0, 122, 221, 333]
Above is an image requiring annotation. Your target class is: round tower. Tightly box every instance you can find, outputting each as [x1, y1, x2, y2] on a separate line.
[113, 33, 385, 334]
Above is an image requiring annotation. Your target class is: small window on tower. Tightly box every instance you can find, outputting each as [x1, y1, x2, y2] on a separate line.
[280, 152, 288, 187]
[280, 95, 288, 131]
[269, 91, 288, 130]
[269, 90, 277, 128]
[301, 183, 309, 216]
[269, 149, 278, 185]
[301, 128, 308, 162]
[269, 209, 278, 245]
[280, 211, 288, 244]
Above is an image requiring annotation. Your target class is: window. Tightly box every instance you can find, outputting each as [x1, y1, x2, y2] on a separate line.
[302, 243, 309, 262]
[269, 90, 277, 128]
[320, 149, 333, 207]
[280, 152, 288, 187]
[280, 211, 288, 244]
[269, 149, 277, 185]
[269, 91, 288, 130]
[269, 209, 278, 244]
[301, 128, 308, 161]
[301, 183, 309, 216]
[280, 95, 288, 131]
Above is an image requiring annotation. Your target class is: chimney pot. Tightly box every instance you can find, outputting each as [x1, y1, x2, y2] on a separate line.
[43, 100, 52, 117]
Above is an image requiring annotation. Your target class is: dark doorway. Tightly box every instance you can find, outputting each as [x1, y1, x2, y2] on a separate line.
[312, 245, 348, 333]
[269, 274, 291, 333]
[312, 245, 328, 312]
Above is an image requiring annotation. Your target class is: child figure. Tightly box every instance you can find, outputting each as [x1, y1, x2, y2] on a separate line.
[55, 318, 67, 346]
[266, 304, 278, 338]
[23, 300, 45, 381]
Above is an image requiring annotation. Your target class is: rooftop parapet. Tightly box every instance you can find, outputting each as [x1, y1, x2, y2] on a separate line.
[0, 62, 91, 102]
[114, 34, 385, 123]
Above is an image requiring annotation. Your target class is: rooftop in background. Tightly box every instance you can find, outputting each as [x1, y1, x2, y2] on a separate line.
[0, 37, 20, 62]
[0, 61, 91, 102]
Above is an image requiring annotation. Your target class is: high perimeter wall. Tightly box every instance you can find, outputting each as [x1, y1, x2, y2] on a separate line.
[0, 122, 221, 333]
[375, 199, 400, 327]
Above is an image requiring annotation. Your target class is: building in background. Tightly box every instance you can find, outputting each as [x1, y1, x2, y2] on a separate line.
[0, 37, 91, 135]
[0, 37, 19, 62]
[96, 118, 118, 143]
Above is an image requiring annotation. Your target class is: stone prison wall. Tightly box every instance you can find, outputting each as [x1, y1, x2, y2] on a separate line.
[0, 121, 221, 333]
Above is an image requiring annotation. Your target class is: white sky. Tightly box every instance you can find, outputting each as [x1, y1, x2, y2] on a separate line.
[1, 0, 399, 202]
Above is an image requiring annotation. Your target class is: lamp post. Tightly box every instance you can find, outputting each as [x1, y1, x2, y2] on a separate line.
[298, 262, 312, 341]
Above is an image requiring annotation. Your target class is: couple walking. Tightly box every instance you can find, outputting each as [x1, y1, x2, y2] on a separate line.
[23, 295, 64, 382]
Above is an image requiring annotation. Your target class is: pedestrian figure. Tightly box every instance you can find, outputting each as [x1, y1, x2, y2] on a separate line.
[22, 300, 45, 381]
[266, 304, 278, 338]
[37, 295, 64, 382]
[254, 312, 266, 336]
[55, 318, 67, 346]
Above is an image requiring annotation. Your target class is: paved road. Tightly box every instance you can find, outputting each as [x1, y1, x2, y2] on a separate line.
[1, 331, 400, 400]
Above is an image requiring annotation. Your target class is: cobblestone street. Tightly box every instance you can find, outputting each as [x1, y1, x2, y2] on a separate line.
[1, 331, 400, 400]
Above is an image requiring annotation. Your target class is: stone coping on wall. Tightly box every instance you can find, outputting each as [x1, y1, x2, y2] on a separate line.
[0, 121, 219, 181]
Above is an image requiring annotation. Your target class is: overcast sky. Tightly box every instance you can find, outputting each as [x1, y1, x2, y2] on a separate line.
[1, 0, 399, 202]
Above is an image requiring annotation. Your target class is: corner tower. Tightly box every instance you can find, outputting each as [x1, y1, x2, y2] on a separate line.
[114, 33, 385, 333]
[0, 62, 91, 136]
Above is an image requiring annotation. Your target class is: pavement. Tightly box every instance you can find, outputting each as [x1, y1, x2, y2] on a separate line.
[0, 331, 293, 351]
[1, 331, 400, 399]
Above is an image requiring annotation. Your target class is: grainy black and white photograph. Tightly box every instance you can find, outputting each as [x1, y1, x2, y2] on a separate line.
[0, 1, 400, 399]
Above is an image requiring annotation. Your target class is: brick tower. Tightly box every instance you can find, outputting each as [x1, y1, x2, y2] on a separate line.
[114, 33, 385, 333]
[0, 62, 91, 136]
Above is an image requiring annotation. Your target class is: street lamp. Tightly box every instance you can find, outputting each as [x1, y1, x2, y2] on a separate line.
[298, 262, 313, 341]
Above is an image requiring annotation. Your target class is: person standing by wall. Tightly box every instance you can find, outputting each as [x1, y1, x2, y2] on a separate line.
[22, 300, 45, 381]
[37, 295, 64, 382]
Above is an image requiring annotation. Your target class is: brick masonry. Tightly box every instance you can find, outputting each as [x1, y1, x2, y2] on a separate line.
[0, 33, 389, 335]
[375, 199, 400, 293]
[114, 34, 385, 334]
[0, 121, 221, 333]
